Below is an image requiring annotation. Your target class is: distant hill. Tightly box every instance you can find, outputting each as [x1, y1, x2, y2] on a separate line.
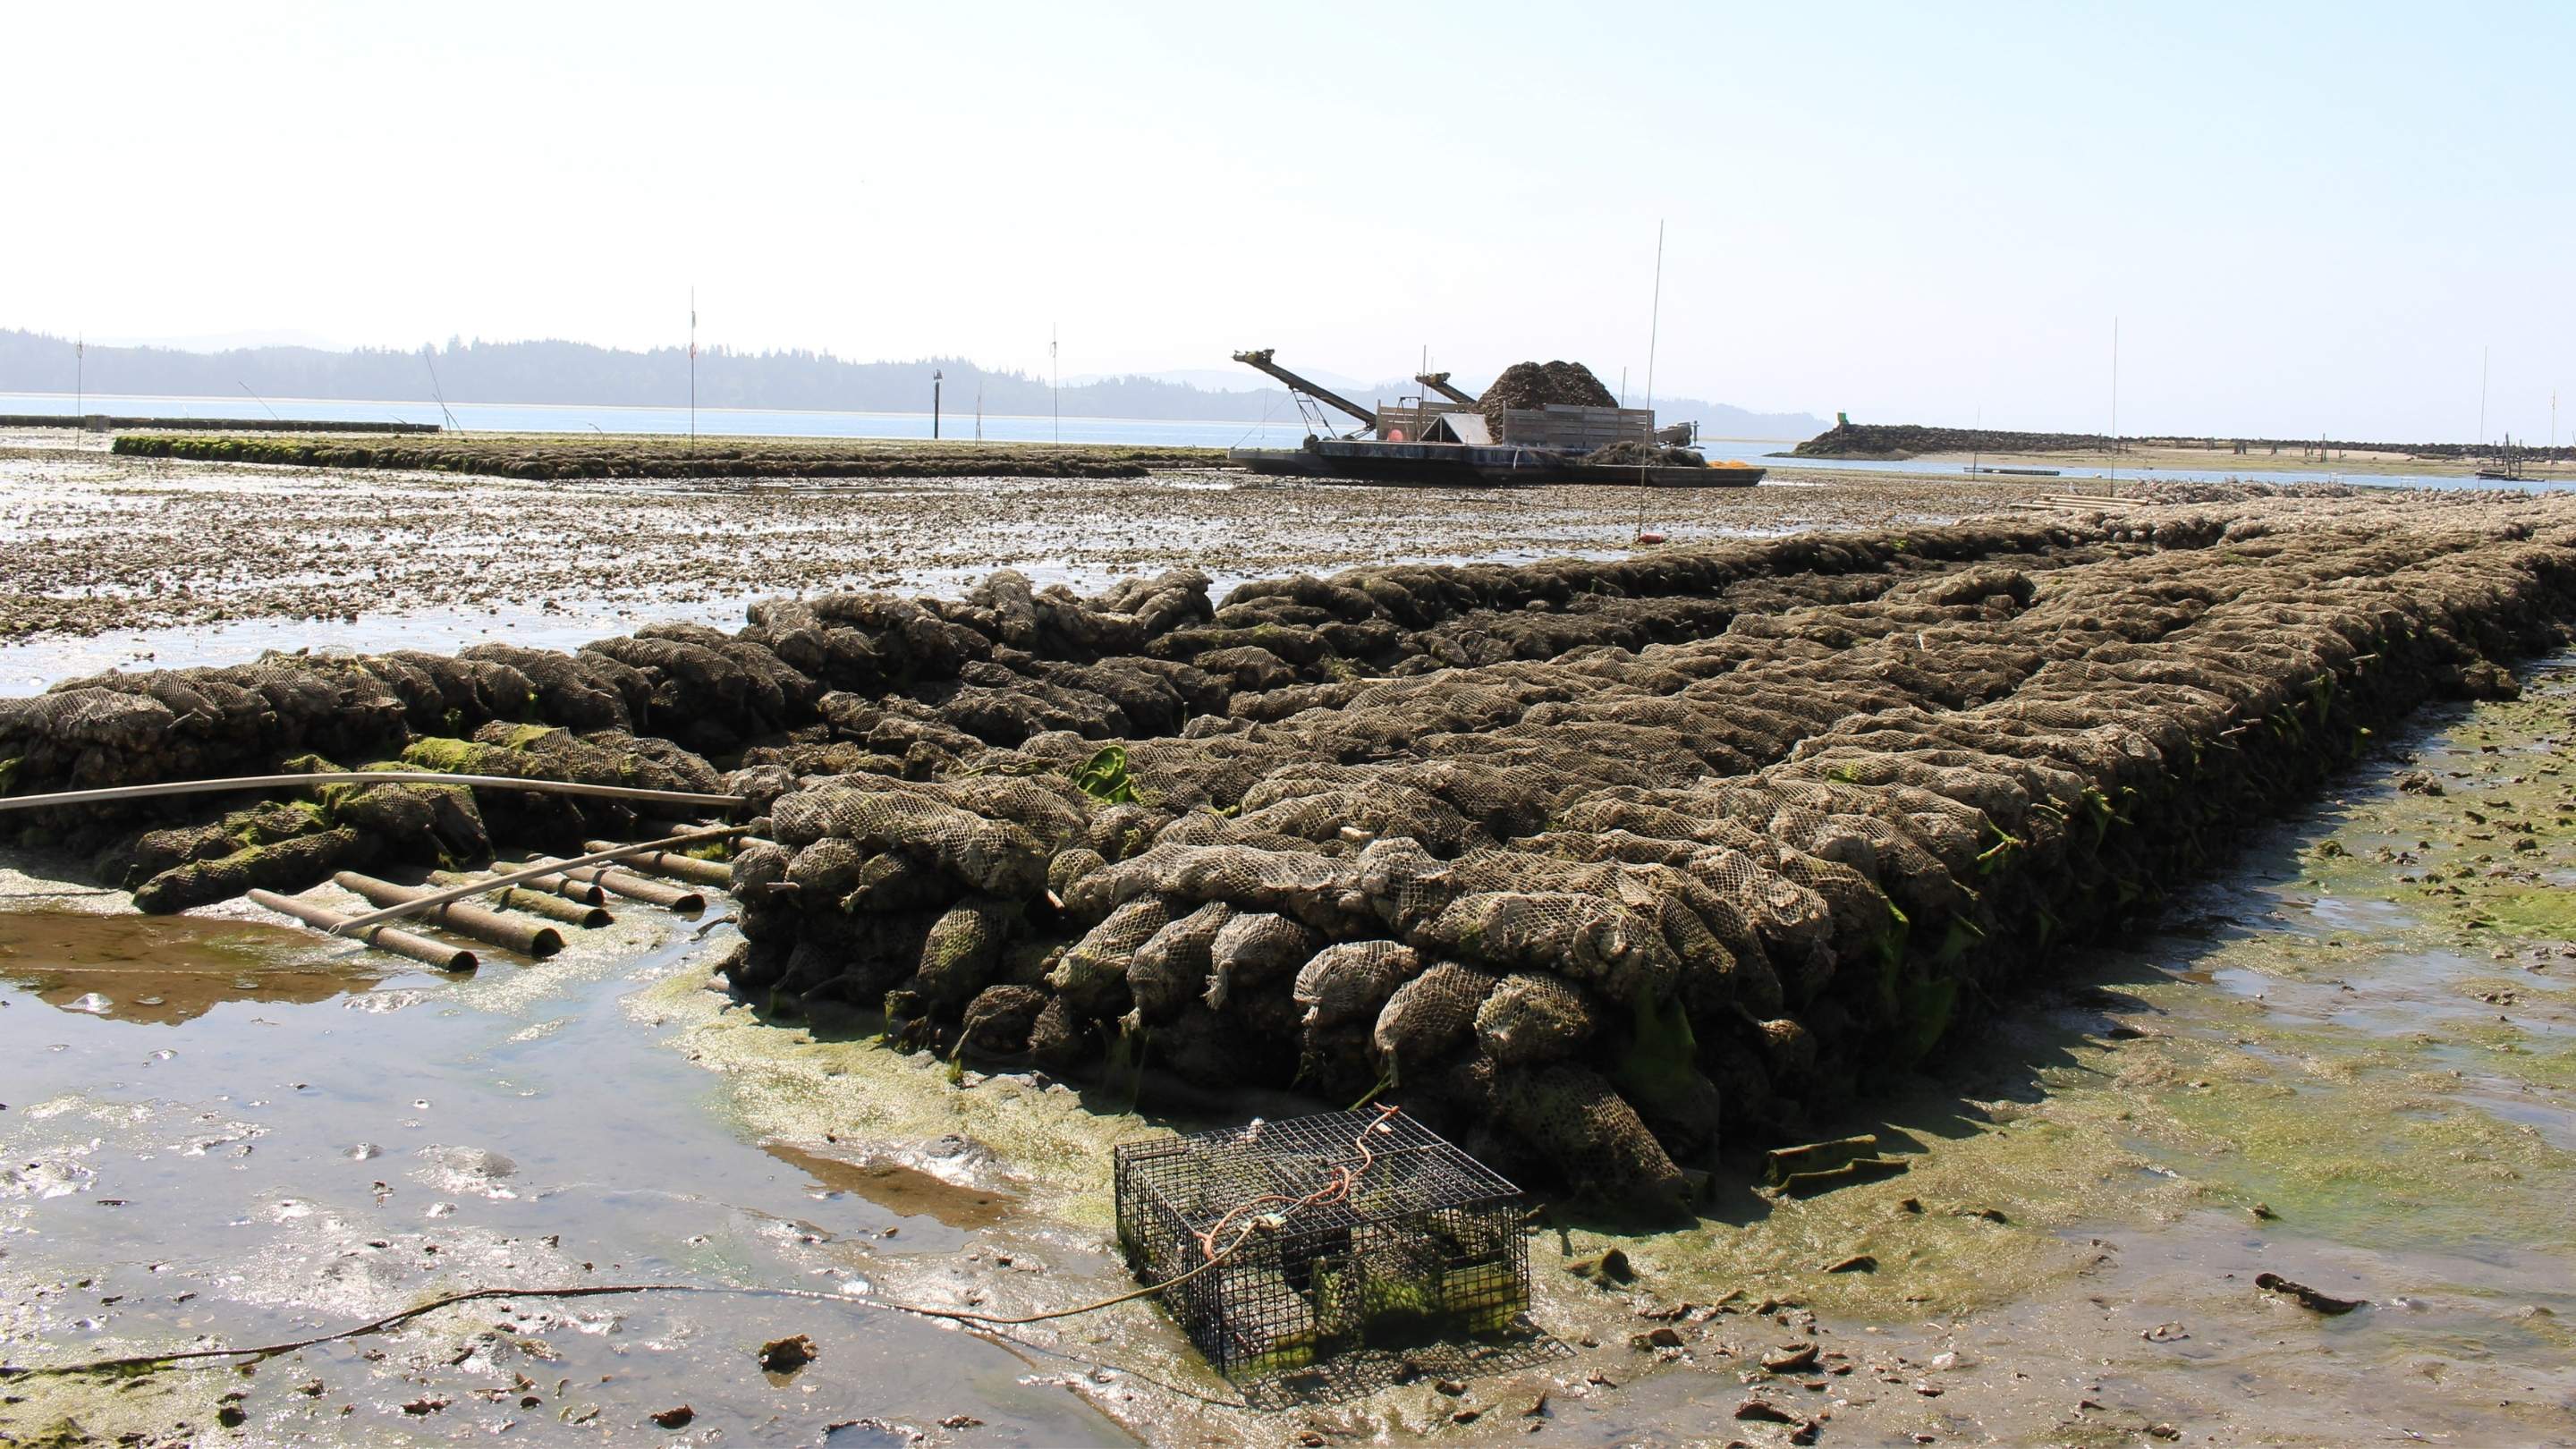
[0, 330, 1824, 437]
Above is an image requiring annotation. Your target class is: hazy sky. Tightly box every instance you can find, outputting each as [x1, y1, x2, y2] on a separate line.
[8, 1, 2571, 440]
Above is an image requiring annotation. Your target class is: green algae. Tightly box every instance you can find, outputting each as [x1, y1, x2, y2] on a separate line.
[1528, 667, 2576, 1324]
[1607, 991, 1705, 1136]
[2148, 1048, 2571, 1243]
[400, 735, 479, 774]
[487, 722, 555, 751]
[2466, 885, 2576, 937]
[1070, 745, 1140, 805]
[633, 969, 1147, 1232]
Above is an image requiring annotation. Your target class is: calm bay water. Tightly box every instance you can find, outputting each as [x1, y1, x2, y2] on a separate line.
[8, 391, 2563, 490]
[0, 391, 1311, 450]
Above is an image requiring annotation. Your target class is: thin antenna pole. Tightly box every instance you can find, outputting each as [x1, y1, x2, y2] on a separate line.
[1051, 323, 1060, 445]
[2109, 317, 2119, 496]
[422, 344, 462, 432]
[1638, 219, 1666, 532]
[2479, 344, 2488, 446]
[690, 286, 699, 447]
[1643, 219, 1665, 419]
[74, 334, 84, 447]
[238, 382, 281, 421]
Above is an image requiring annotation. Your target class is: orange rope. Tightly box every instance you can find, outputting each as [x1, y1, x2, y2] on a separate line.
[1192, 1105, 1401, 1263]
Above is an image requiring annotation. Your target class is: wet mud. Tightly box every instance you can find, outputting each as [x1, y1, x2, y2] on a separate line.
[0, 877, 1137, 1447]
[0, 436, 2053, 680]
[12, 665, 2563, 1446]
[107, 432, 1220, 481]
[640, 663, 2576, 1447]
[2, 469, 2572, 1446]
[759, 1142, 1020, 1232]
[0, 908, 364, 1024]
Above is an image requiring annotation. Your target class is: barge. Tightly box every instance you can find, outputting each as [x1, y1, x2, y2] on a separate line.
[1230, 436, 1751, 487]
[1224, 348, 1764, 489]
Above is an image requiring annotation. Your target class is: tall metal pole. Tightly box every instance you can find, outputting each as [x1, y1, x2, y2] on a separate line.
[689, 286, 698, 446]
[1051, 324, 1060, 445]
[932, 369, 943, 439]
[1643, 220, 1665, 421]
[2109, 317, 2119, 496]
[1636, 220, 1666, 528]
[74, 334, 84, 446]
[2479, 344, 2488, 446]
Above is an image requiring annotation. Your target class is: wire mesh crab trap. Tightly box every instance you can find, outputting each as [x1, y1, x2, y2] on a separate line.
[1113, 1108, 1528, 1381]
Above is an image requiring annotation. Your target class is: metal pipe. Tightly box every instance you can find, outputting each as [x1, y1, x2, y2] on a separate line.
[334, 873, 565, 958]
[580, 840, 733, 889]
[427, 871, 613, 928]
[247, 889, 477, 971]
[331, 827, 745, 934]
[0, 772, 744, 814]
[476, 864, 608, 906]
[530, 855, 708, 913]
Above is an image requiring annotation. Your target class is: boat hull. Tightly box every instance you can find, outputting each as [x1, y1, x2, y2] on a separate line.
[1227, 440, 1761, 488]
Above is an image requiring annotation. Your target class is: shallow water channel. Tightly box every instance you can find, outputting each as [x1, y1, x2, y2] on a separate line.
[4, 668, 2573, 1447]
[0, 893, 1138, 1445]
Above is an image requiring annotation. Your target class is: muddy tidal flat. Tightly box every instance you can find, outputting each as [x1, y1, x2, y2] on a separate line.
[0, 435, 2054, 687]
[1, 436, 2572, 1448]
[3, 668, 2569, 1447]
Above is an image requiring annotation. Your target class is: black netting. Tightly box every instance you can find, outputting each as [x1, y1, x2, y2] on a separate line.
[1114, 1109, 1526, 1382]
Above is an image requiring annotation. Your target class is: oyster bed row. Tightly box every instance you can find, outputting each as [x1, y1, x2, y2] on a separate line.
[6, 494, 2573, 1195]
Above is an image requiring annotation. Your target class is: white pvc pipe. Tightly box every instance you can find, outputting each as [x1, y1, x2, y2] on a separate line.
[0, 771, 744, 813]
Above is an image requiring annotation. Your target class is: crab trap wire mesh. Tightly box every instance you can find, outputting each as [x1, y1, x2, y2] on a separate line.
[1113, 1109, 1528, 1380]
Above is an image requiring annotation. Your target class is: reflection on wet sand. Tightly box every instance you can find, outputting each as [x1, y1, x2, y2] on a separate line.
[0, 908, 384, 1024]
[761, 1140, 1016, 1230]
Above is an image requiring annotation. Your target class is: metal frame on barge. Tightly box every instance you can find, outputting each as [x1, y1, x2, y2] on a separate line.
[1224, 348, 1764, 489]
